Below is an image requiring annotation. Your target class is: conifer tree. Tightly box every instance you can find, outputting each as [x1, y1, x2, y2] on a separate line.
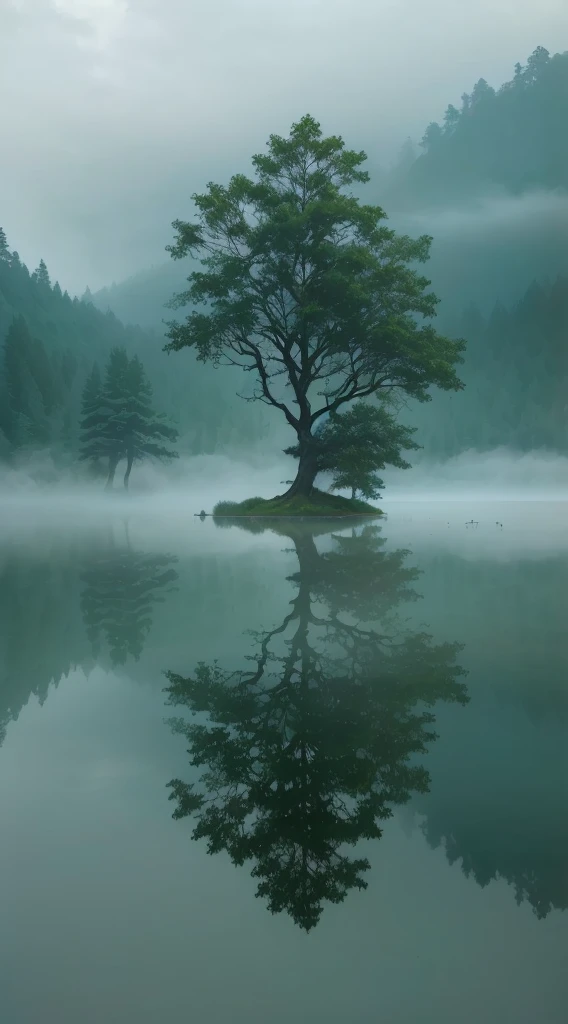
[79, 348, 178, 489]
[120, 354, 179, 488]
[0, 228, 10, 262]
[78, 362, 108, 474]
[32, 259, 51, 289]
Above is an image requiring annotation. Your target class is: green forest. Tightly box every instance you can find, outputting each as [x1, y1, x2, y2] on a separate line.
[387, 46, 568, 205]
[408, 275, 568, 457]
[0, 234, 266, 472]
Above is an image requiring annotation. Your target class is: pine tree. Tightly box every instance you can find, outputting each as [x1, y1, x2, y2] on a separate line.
[119, 354, 179, 489]
[78, 362, 109, 475]
[0, 228, 10, 263]
[79, 348, 178, 489]
[443, 104, 461, 134]
[101, 346, 130, 487]
[32, 259, 51, 289]
[420, 121, 443, 151]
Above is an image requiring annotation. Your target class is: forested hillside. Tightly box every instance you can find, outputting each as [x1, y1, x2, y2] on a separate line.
[407, 276, 568, 457]
[92, 262, 273, 454]
[381, 46, 568, 459]
[0, 232, 267, 463]
[387, 47, 568, 207]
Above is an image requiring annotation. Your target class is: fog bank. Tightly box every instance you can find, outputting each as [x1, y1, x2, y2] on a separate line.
[0, 447, 567, 529]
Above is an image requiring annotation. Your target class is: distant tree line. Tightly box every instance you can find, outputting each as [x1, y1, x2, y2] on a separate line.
[0, 243, 178, 485]
[388, 47, 568, 204]
[408, 275, 568, 457]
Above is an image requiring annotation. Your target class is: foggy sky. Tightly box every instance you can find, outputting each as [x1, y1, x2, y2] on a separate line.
[2, 0, 566, 294]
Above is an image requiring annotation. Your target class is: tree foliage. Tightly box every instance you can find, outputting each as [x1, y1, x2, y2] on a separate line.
[165, 115, 464, 496]
[79, 347, 179, 488]
[285, 400, 420, 498]
[0, 226, 260, 464]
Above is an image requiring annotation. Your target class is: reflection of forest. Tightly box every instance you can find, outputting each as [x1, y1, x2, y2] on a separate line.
[0, 545, 87, 745]
[0, 528, 179, 743]
[1, 526, 567, 923]
[407, 554, 568, 920]
[165, 522, 468, 930]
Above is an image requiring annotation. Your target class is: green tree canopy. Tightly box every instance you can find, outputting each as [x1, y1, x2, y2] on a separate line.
[165, 114, 464, 497]
[285, 400, 420, 499]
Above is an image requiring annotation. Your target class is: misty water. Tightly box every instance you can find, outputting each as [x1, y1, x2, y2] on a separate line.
[1, 488, 567, 1023]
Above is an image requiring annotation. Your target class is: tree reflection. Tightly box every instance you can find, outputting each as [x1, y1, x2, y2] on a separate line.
[165, 521, 468, 930]
[80, 528, 178, 666]
[0, 544, 88, 743]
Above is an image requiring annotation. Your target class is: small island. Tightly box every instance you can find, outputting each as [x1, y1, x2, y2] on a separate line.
[212, 488, 381, 519]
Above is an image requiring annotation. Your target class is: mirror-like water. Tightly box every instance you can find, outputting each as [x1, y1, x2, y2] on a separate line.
[1, 501, 567, 1023]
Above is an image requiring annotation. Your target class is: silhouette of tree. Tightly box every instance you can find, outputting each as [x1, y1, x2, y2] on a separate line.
[165, 521, 467, 930]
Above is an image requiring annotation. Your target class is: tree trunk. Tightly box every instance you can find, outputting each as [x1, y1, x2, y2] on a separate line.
[105, 455, 118, 490]
[351, 487, 356, 501]
[283, 436, 318, 499]
[123, 450, 134, 490]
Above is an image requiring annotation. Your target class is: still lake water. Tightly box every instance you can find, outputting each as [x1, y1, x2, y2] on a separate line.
[1, 499, 567, 1023]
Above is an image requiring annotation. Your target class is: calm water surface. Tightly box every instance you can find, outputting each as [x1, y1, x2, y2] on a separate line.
[1, 500, 567, 1023]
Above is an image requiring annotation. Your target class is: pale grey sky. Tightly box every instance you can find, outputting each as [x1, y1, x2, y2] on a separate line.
[2, 0, 567, 293]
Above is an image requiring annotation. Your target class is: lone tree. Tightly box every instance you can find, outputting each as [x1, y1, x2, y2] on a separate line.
[165, 115, 464, 499]
[79, 347, 179, 489]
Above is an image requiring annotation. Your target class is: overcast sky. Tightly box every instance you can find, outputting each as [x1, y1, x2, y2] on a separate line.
[2, 0, 566, 294]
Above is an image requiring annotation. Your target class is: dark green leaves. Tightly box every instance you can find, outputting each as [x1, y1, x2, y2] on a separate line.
[165, 115, 464, 439]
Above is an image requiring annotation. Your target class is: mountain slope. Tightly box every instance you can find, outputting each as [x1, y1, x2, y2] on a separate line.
[0, 236, 267, 459]
[387, 47, 568, 209]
